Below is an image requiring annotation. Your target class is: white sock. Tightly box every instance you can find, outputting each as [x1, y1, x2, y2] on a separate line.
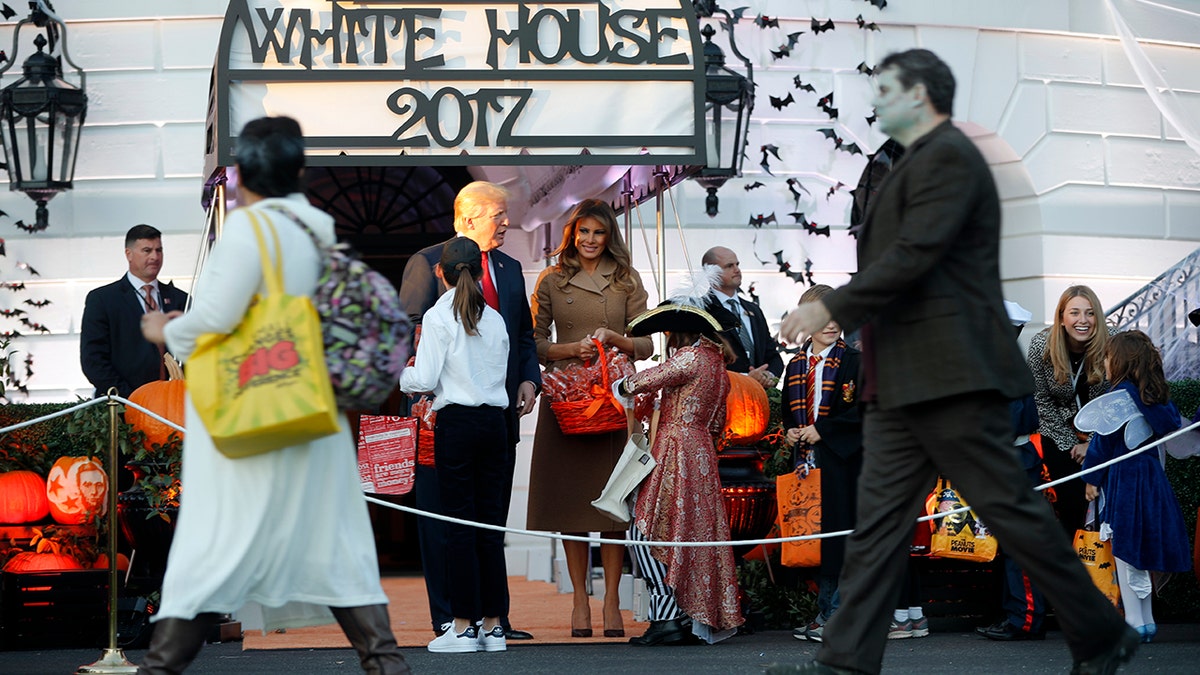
[1115, 557, 1144, 628]
[893, 609, 908, 623]
[908, 607, 924, 620]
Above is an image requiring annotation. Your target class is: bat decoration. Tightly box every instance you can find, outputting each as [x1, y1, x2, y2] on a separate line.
[790, 212, 832, 237]
[771, 250, 806, 284]
[23, 298, 51, 308]
[0, 308, 26, 317]
[14, 261, 39, 276]
[2, 281, 25, 291]
[12, 219, 46, 233]
[793, 76, 817, 93]
[0, 237, 5, 256]
[826, 181, 847, 199]
[749, 213, 778, 228]
[746, 282, 761, 306]
[0, 4, 15, 20]
[19, 318, 50, 334]
[760, 143, 782, 175]
[0, 209, 8, 219]
[811, 18, 835, 34]
[818, 92, 838, 120]
[1, 329, 22, 338]
[1098, 562, 1112, 569]
[786, 178, 811, 205]
[743, 181, 766, 191]
[856, 14, 881, 31]
[865, 112, 877, 126]
[754, 15, 780, 29]
[772, 30, 804, 59]
[770, 92, 796, 110]
[857, 61, 877, 76]
[804, 258, 815, 285]
[866, 0, 888, 8]
[718, 6, 752, 33]
[817, 128, 865, 156]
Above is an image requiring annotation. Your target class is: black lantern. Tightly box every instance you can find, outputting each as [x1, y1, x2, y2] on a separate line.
[692, 2, 754, 217]
[0, 1, 87, 232]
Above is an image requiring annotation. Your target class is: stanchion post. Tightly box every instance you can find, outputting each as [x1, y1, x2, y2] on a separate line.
[77, 389, 138, 674]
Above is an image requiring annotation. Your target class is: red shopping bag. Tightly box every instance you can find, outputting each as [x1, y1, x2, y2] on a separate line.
[357, 415, 417, 495]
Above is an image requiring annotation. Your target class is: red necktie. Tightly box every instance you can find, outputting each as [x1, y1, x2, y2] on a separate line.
[142, 284, 158, 312]
[807, 354, 822, 424]
[481, 251, 500, 311]
[143, 284, 166, 379]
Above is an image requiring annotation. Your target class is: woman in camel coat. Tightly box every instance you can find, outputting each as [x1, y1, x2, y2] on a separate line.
[526, 199, 654, 638]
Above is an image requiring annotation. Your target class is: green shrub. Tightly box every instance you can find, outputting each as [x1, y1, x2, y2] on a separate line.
[0, 401, 78, 473]
[1160, 380, 1200, 622]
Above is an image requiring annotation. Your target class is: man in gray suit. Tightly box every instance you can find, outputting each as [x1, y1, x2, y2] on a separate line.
[773, 49, 1137, 675]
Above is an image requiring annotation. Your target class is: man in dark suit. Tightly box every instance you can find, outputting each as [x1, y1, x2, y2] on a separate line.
[399, 181, 541, 641]
[702, 246, 783, 385]
[773, 49, 1137, 675]
[80, 224, 188, 398]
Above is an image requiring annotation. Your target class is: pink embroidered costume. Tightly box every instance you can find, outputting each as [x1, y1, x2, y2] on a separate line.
[624, 336, 743, 642]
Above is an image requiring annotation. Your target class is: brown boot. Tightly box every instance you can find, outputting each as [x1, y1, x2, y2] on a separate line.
[137, 613, 219, 675]
[331, 605, 411, 675]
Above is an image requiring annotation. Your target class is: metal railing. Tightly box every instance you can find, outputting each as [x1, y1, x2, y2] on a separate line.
[1107, 247, 1200, 381]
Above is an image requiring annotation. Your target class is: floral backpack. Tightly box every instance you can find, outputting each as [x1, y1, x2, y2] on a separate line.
[264, 204, 410, 410]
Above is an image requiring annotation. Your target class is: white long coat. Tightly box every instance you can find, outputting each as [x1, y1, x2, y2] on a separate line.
[156, 194, 387, 631]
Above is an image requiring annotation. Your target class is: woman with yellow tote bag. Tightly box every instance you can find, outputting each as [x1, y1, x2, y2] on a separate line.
[139, 117, 409, 674]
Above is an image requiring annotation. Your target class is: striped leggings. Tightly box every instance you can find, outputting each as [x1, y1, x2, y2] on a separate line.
[628, 524, 683, 621]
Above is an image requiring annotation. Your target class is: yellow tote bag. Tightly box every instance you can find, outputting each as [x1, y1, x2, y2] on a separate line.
[1074, 528, 1120, 607]
[186, 209, 340, 458]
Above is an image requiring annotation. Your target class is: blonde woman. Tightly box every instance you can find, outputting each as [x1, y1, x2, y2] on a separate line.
[1026, 285, 1116, 533]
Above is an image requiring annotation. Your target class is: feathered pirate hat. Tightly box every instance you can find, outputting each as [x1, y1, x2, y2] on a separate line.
[625, 264, 734, 337]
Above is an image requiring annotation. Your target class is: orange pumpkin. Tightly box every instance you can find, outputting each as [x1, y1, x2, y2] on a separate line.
[93, 553, 130, 572]
[2, 550, 84, 573]
[126, 354, 186, 449]
[46, 456, 108, 525]
[0, 470, 50, 524]
[723, 370, 769, 445]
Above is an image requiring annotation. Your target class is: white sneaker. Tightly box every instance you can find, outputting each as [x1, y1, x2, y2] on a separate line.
[477, 624, 507, 652]
[428, 625, 479, 653]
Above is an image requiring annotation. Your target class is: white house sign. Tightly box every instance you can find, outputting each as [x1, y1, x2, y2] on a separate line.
[207, 0, 707, 169]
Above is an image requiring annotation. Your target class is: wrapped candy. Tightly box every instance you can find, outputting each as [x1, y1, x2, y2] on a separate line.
[545, 343, 634, 435]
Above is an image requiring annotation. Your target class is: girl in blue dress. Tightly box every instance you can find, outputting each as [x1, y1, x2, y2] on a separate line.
[1080, 330, 1191, 643]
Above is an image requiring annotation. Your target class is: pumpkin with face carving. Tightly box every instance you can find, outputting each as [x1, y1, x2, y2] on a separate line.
[46, 456, 108, 525]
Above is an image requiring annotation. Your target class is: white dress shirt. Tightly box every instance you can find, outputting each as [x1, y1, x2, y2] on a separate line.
[399, 288, 510, 410]
[712, 289, 754, 348]
[127, 272, 160, 312]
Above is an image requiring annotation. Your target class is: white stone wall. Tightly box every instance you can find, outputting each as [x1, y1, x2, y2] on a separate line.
[3, 1, 1199, 579]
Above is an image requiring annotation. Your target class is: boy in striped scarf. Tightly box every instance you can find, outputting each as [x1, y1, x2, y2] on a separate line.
[783, 284, 864, 643]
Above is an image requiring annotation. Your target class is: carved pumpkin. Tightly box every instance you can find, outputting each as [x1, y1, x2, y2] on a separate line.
[0, 470, 50, 524]
[126, 354, 186, 449]
[723, 371, 769, 445]
[2, 550, 84, 573]
[46, 456, 108, 525]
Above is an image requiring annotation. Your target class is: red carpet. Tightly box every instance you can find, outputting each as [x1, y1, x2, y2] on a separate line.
[242, 576, 648, 649]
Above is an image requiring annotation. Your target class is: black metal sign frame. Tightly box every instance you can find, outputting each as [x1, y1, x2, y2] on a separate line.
[209, 0, 706, 169]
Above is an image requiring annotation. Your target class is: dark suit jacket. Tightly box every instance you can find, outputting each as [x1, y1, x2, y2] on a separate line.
[80, 277, 188, 398]
[399, 238, 542, 439]
[705, 295, 784, 377]
[822, 121, 1033, 409]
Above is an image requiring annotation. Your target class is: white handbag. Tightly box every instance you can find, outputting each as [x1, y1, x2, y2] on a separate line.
[591, 431, 656, 523]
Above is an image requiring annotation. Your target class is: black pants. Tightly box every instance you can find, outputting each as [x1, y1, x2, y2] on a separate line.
[415, 463, 452, 630]
[434, 404, 510, 621]
[817, 393, 1127, 674]
[1000, 444, 1048, 632]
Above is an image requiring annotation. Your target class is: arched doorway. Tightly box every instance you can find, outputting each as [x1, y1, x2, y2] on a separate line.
[303, 164, 473, 572]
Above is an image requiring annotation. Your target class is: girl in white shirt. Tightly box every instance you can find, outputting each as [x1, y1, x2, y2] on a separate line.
[399, 237, 510, 654]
